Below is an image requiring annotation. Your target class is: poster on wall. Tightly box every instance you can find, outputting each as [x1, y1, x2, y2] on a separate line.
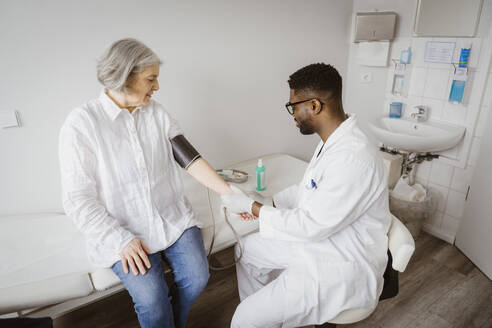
[424, 41, 456, 64]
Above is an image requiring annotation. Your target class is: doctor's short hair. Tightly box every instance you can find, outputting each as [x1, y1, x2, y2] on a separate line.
[97, 38, 161, 93]
[288, 63, 343, 113]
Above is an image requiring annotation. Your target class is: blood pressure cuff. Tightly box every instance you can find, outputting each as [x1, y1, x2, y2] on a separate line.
[170, 134, 201, 169]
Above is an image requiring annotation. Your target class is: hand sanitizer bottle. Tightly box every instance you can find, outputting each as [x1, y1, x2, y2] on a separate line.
[256, 159, 266, 191]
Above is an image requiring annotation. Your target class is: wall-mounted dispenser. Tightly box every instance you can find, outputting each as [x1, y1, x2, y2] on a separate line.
[449, 45, 471, 103]
[354, 12, 397, 42]
[392, 63, 406, 96]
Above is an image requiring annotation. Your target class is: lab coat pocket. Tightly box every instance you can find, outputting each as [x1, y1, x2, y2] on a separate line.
[317, 260, 371, 316]
[283, 257, 319, 326]
[304, 172, 324, 190]
[298, 173, 324, 204]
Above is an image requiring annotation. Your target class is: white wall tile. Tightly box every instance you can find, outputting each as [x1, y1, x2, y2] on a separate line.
[424, 68, 452, 100]
[408, 67, 427, 97]
[415, 160, 432, 182]
[468, 38, 482, 68]
[390, 38, 412, 60]
[404, 96, 424, 119]
[441, 101, 467, 124]
[428, 183, 450, 212]
[411, 38, 432, 68]
[482, 73, 492, 107]
[385, 66, 395, 93]
[387, 92, 400, 101]
[469, 109, 479, 129]
[427, 62, 455, 70]
[453, 137, 466, 161]
[474, 106, 490, 137]
[468, 137, 481, 166]
[462, 68, 479, 107]
[445, 190, 467, 219]
[441, 214, 461, 237]
[425, 210, 444, 228]
[382, 98, 391, 116]
[429, 161, 454, 187]
[438, 147, 458, 160]
[421, 98, 444, 120]
[451, 166, 474, 193]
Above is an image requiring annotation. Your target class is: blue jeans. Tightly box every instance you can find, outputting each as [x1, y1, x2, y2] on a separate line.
[111, 226, 210, 328]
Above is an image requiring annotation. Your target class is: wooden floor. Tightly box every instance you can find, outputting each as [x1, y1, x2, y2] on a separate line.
[54, 232, 492, 328]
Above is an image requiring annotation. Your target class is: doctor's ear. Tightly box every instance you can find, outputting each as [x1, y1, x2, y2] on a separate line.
[312, 99, 323, 115]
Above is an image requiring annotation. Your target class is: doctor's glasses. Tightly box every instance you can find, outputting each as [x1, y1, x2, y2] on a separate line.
[285, 98, 324, 115]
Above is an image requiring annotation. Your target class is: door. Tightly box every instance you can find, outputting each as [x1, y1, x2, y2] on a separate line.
[455, 105, 492, 280]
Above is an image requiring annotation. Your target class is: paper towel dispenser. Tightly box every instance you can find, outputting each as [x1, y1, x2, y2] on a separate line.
[354, 12, 397, 42]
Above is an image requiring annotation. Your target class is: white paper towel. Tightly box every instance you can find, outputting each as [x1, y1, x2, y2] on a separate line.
[391, 176, 427, 202]
[357, 41, 390, 67]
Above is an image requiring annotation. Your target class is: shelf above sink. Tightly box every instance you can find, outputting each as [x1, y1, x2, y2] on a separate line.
[369, 117, 466, 153]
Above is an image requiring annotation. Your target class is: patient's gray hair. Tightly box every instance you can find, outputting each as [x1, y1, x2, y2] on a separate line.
[97, 38, 161, 93]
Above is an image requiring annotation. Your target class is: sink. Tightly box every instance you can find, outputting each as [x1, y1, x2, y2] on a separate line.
[369, 117, 466, 153]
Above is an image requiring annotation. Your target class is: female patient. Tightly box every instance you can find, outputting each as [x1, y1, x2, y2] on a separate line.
[59, 38, 232, 328]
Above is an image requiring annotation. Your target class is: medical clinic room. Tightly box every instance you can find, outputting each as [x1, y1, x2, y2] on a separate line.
[2, 0, 492, 327]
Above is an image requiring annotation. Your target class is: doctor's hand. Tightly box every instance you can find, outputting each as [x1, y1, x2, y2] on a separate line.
[237, 190, 271, 220]
[120, 238, 152, 276]
[221, 185, 254, 214]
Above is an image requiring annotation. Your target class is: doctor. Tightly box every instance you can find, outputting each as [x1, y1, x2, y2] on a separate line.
[221, 63, 391, 327]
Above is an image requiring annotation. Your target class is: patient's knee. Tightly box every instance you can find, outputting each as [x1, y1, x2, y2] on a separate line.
[193, 268, 210, 295]
[133, 287, 172, 318]
[183, 266, 210, 300]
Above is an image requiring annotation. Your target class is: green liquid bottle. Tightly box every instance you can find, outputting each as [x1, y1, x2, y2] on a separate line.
[256, 159, 266, 191]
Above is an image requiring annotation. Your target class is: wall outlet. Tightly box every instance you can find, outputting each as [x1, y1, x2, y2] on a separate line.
[360, 72, 373, 83]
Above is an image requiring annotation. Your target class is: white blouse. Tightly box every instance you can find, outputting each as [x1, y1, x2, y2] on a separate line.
[59, 91, 200, 267]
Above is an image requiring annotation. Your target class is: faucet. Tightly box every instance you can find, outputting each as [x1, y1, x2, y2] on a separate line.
[410, 106, 428, 122]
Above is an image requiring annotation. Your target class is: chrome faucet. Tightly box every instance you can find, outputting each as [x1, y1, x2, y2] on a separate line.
[410, 106, 428, 122]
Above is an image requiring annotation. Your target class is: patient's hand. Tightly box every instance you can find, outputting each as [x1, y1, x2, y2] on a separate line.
[239, 212, 257, 221]
[120, 238, 152, 275]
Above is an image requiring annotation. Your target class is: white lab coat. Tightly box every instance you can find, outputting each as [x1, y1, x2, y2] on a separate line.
[232, 115, 391, 327]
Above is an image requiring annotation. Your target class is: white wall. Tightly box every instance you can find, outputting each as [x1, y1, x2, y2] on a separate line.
[344, 0, 492, 243]
[0, 0, 353, 215]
